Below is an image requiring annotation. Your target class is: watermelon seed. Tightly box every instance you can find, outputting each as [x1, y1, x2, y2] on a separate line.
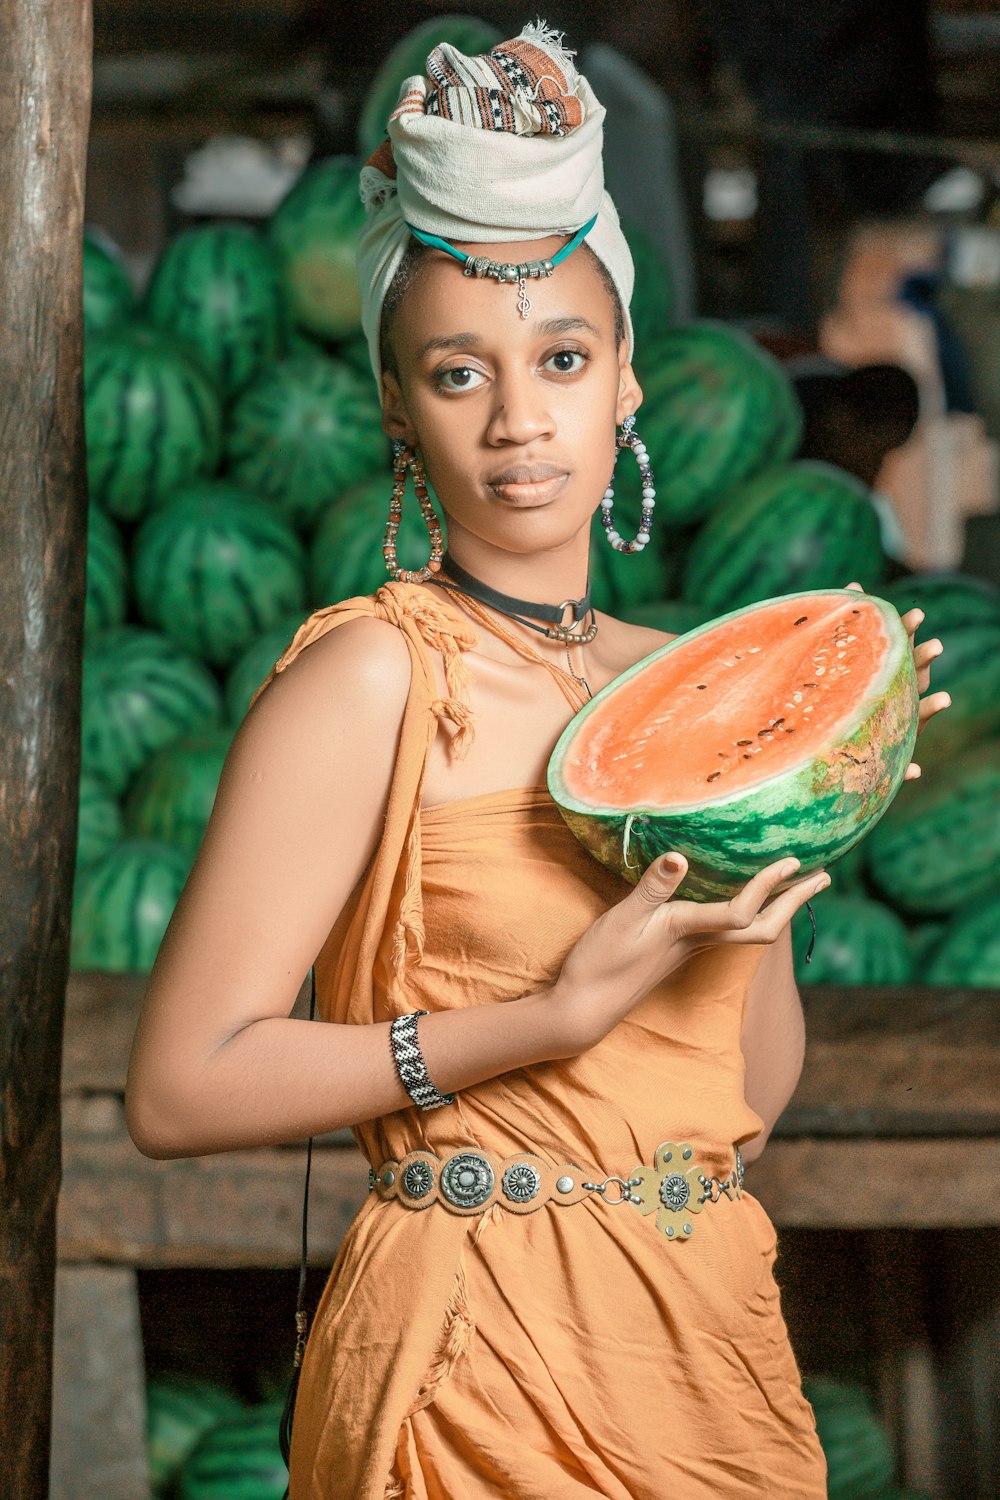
[794, 616, 808, 625]
[784, 727, 795, 733]
[771, 717, 785, 726]
[735, 739, 753, 746]
[757, 729, 773, 737]
[696, 684, 707, 690]
[852, 609, 860, 614]
[802, 682, 817, 688]
[707, 771, 722, 782]
[743, 753, 753, 759]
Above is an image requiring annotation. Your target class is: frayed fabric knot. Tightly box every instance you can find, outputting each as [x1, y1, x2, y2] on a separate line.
[431, 697, 476, 761]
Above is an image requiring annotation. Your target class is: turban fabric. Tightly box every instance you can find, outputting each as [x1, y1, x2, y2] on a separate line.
[355, 19, 636, 392]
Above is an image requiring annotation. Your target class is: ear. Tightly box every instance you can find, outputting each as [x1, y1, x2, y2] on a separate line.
[379, 371, 418, 448]
[615, 353, 643, 427]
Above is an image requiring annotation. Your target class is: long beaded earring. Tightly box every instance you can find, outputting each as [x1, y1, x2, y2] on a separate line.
[384, 438, 445, 583]
[599, 414, 657, 553]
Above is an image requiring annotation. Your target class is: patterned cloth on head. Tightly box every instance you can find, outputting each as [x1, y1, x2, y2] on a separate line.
[355, 19, 635, 390]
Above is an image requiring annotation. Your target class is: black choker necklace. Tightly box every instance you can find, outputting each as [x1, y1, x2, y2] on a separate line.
[427, 552, 598, 645]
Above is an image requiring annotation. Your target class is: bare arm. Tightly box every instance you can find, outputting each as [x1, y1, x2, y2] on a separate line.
[738, 923, 805, 1164]
[124, 618, 571, 1160]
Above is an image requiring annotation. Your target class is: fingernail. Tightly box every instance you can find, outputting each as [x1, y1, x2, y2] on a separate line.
[813, 876, 830, 892]
[782, 860, 800, 876]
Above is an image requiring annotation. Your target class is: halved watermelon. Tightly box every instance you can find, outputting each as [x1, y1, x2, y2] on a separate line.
[547, 589, 919, 901]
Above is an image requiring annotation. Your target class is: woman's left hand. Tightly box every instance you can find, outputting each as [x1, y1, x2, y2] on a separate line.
[844, 580, 952, 782]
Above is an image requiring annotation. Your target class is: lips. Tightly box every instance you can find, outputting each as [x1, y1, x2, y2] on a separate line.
[485, 462, 570, 504]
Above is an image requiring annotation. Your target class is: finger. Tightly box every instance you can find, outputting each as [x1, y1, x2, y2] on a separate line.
[904, 763, 922, 780]
[669, 858, 819, 940]
[633, 851, 688, 910]
[844, 581, 864, 591]
[917, 690, 952, 729]
[712, 868, 832, 945]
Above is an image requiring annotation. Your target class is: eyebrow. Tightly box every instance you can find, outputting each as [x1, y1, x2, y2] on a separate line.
[416, 315, 602, 360]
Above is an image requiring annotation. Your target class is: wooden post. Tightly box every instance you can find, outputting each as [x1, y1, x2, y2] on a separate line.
[0, 0, 92, 1494]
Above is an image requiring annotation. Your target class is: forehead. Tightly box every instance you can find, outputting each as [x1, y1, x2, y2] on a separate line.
[393, 234, 614, 354]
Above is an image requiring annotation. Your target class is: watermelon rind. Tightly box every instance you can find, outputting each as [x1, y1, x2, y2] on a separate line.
[790, 893, 914, 985]
[681, 461, 887, 614]
[880, 570, 1000, 768]
[176, 1400, 288, 1500]
[85, 503, 129, 635]
[123, 726, 235, 858]
[225, 613, 311, 725]
[83, 233, 136, 337]
[146, 1372, 245, 1497]
[268, 156, 366, 341]
[924, 886, 1000, 986]
[866, 742, 1000, 915]
[357, 16, 503, 159]
[76, 768, 123, 869]
[71, 839, 191, 972]
[547, 589, 919, 902]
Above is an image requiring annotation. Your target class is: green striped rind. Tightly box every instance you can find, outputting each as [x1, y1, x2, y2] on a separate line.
[588, 503, 678, 614]
[619, 216, 674, 345]
[76, 768, 123, 869]
[176, 1401, 287, 1500]
[801, 1377, 895, 1500]
[618, 599, 712, 636]
[70, 839, 191, 972]
[880, 570, 1000, 768]
[225, 612, 310, 725]
[83, 234, 136, 336]
[631, 323, 803, 525]
[268, 156, 366, 341]
[790, 893, 914, 985]
[226, 354, 385, 531]
[866, 742, 1000, 915]
[133, 482, 306, 667]
[123, 726, 235, 857]
[309, 471, 442, 604]
[147, 1374, 245, 1496]
[84, 325, 223, 520]
[82, 626, 224, 795]
[144, 224, 286, 402]
[925, 887, 1000, 986]
[682, 461, 887, 613]
[547, 590, 919, 902]
[357, 16, 503, 158]
[85, 503, 128, 634]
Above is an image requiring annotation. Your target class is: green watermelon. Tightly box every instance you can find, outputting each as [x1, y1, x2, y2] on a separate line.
[84, 325, 223, 520]
[133, 482, 307, 667]
[83, 233, 136, 336]
[618, 600, 712, 635]
[619, 216, 674, 346]
[82, 626, 224, 795]
[85, 503, 128, 635]
[925, 887, 1000, 986]
[268, 156, 366, 341]
[588, 504, 677, 616]
[225, 613, 310, 725]
[803, 1382, 896, 1500]
[308, 470, 441, 604]
[226, 354, 386, 532]
[176, 1400, 288, 1500]
[629, 323, 802, 526]
[880, 571, 1000, 768]
[123, 726, 235, 858]
[548, 589, 918, 901]
[791, 893, 914, 985]
[76, 768, 123, 869]
[357, 16, 503, 159]
[144, 224, 287, 403]
[906, 919, 947, 969]
[682, 461, 888, 614]
[826, 835, 867, 893]
[866, 743, 1000, 915]
[147, 1373, 245, 1498]
[71, 839, 191, 971]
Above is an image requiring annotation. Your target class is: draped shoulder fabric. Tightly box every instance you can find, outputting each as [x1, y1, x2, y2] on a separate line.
[249, 581, 826, 1499]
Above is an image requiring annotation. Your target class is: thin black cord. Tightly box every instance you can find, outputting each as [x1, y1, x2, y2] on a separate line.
[279, 966, 317, 1490]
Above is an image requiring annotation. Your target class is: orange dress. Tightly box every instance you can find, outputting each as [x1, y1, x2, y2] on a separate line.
[251, 581, 826, 1500]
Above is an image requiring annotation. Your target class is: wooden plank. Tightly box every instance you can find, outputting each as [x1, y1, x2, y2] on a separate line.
[58, 1106, 1000, 1265]
[64, 973, 1000, 1134]
[747, 1138, 1000, 1227]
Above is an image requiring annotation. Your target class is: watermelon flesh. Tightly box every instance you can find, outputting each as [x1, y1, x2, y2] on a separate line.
[548, 589, 919, 902]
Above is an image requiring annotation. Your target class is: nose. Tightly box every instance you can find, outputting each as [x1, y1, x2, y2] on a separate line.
[485, 371, 555, 446]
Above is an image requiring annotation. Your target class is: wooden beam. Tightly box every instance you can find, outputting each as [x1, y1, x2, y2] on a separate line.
[0, 0, 92, 1494]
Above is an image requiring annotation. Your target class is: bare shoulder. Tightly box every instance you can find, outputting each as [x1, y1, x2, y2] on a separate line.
[595, 611, 677, 675]
[247, 613, 412, 732]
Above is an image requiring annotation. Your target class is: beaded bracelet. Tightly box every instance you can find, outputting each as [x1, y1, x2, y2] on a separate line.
[389, 1010, 456, 1111]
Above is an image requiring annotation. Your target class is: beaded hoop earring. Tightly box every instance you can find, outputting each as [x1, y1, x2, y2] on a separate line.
[599, 415, 657, 553]
[384, 439, 445, 583]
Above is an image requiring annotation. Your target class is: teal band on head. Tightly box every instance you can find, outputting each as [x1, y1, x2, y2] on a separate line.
[404, 213, 599, 268]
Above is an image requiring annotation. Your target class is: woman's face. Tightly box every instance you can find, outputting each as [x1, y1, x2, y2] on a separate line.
[379, 235, 642, 560]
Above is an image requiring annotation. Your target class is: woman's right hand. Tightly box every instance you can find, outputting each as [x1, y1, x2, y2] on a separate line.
[549, 853, 829, 1054]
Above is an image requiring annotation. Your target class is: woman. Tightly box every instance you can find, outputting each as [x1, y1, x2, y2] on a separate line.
[125, 23, 949, 1499]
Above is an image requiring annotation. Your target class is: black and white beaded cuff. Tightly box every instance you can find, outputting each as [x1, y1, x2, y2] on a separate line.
[389, 1010, 456, 1111]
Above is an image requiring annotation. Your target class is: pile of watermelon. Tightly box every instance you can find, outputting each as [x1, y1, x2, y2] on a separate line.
[73, 16, 998, 986]
[802, 1374, 929, 1500]
[146, 1372, 287, 1499]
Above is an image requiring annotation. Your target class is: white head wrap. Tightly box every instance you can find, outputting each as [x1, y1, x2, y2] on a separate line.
[355, 20, 635, 393]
